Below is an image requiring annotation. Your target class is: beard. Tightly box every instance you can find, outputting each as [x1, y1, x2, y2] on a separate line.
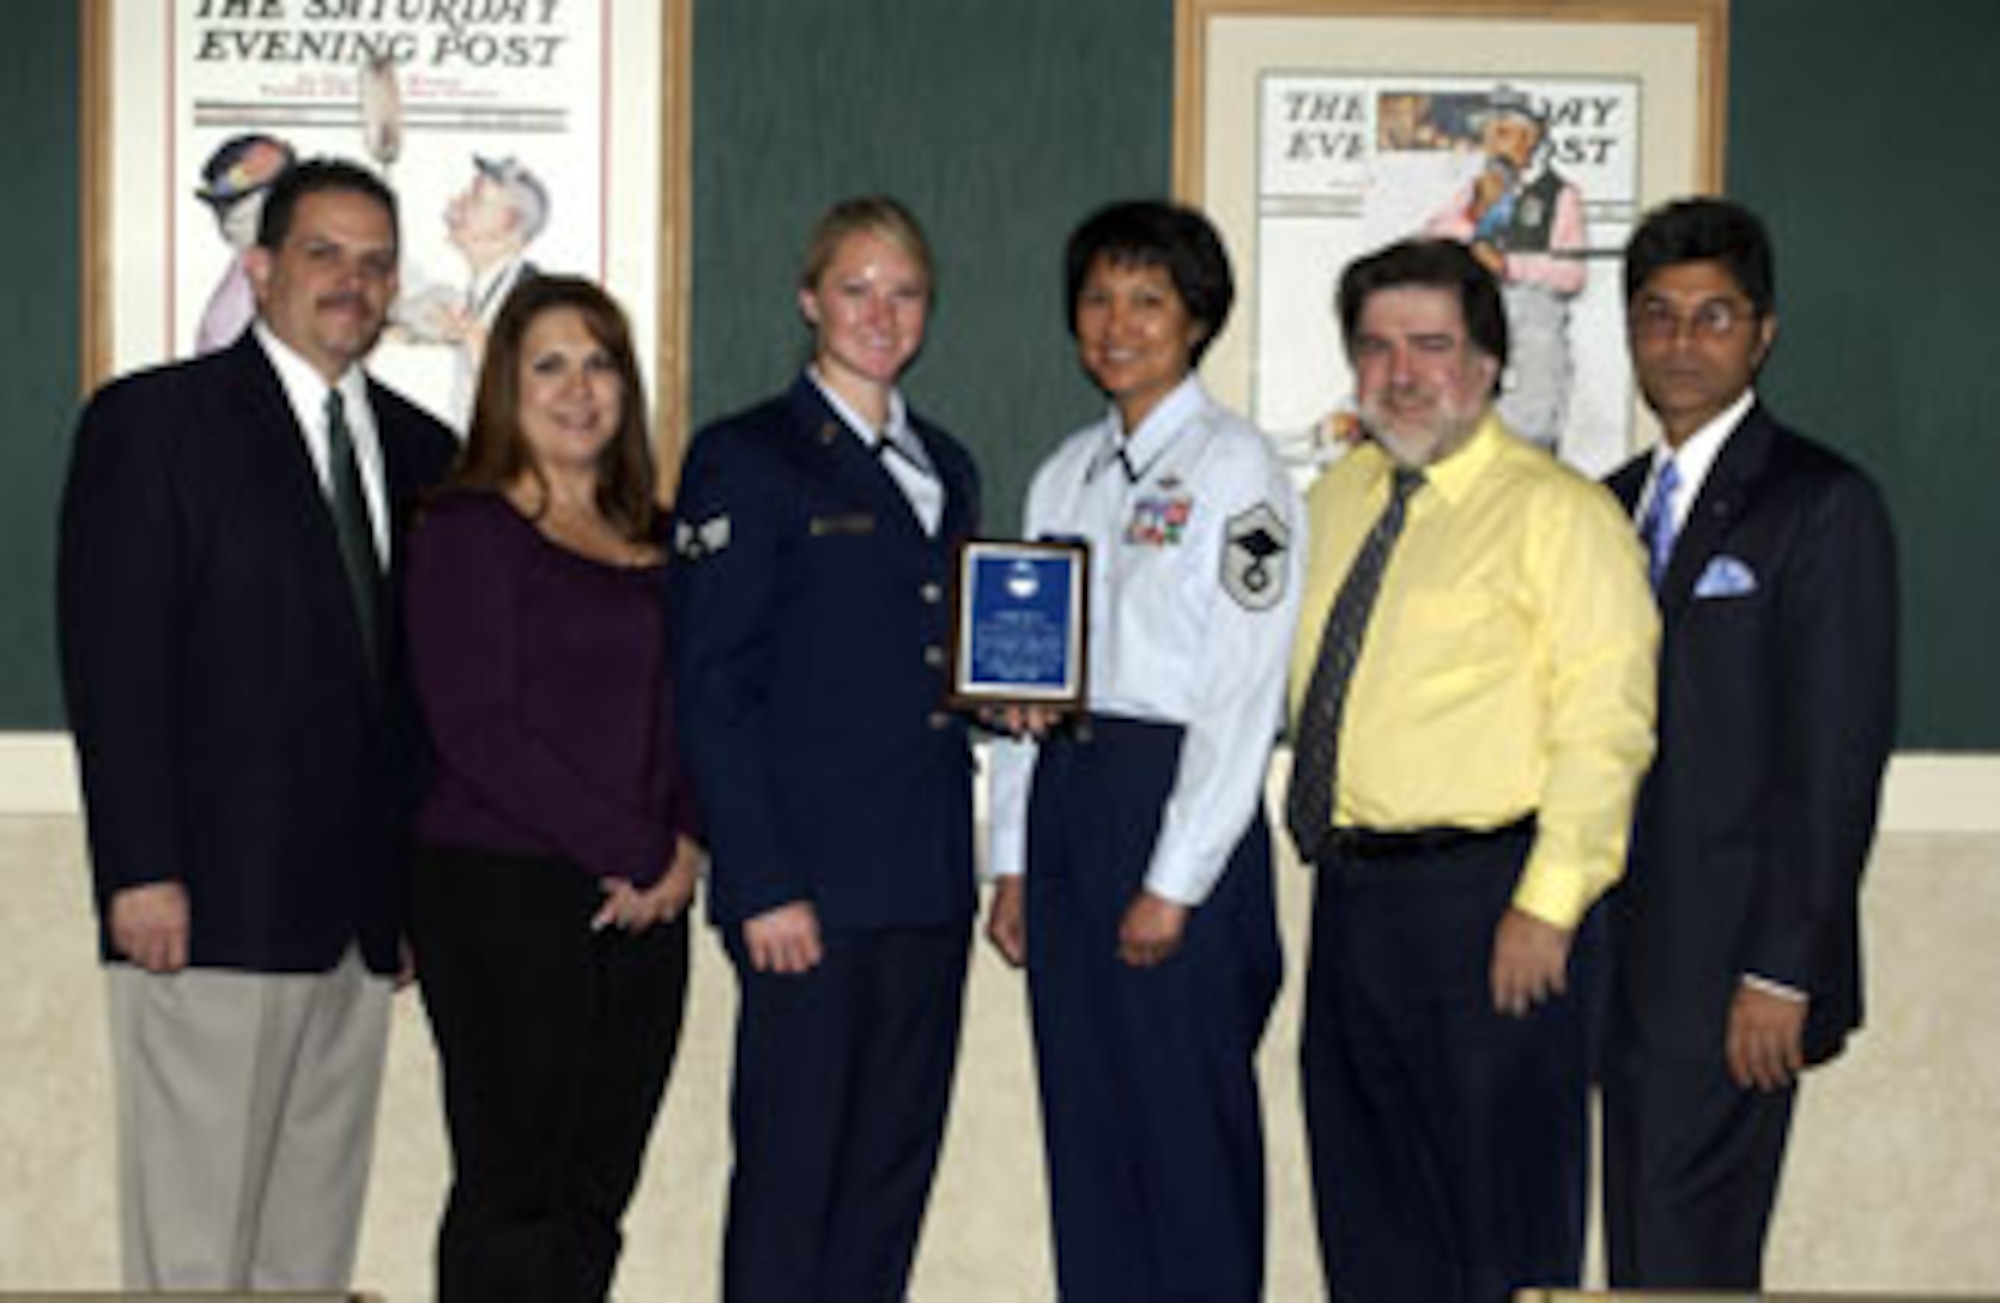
[1358, 385, 1487, 467]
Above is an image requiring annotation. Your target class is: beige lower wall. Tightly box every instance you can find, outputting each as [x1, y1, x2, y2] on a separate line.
[5, 814, 1997, 1298]
[10, 739, 1997, 830]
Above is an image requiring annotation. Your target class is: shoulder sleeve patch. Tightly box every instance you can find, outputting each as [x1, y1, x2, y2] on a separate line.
[674, 514, 732, 561]
[1221, 502, 1290, 611]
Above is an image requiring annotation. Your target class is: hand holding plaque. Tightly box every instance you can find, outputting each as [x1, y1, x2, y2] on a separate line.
[946, 539, 1089, 712]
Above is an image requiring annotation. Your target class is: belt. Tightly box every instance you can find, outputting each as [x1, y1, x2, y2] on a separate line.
[1045, 712, 1179, 747]
[1314, 814, 1536, 864]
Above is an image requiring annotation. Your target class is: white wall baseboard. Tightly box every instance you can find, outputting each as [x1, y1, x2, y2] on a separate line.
[1876, 752, 2000, 834]
[3, 733, 1996, 832]
[0, 735, 79, 816]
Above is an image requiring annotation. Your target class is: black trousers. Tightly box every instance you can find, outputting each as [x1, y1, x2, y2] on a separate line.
[1026, 717, 1282, 1303]
[1602, 1038, 1797, 1290]
[722, 920, 969, 1303]
[1301, 824, 1596, 1303]
[411, 844, 690, 1303]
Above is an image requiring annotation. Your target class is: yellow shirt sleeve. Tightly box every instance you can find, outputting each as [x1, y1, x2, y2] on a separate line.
[1510, 470, 1659, 928]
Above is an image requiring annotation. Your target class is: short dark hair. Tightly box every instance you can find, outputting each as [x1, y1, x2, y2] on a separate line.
[1623, 196, 1776, 317]
[256, 157, 399, 252]
[1064, 201, 1235, 365]
[455, 275, 657, 542]
[1337, 237, 1509, 376]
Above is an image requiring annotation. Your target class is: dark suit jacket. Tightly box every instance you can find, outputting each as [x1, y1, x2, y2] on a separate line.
[1605, 403, 1897, 1066]
[59, 332, 458, 976]
[670, 377, 981, 931]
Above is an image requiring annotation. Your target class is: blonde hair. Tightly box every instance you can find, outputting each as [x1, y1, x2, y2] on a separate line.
[798, 195, 935, 294]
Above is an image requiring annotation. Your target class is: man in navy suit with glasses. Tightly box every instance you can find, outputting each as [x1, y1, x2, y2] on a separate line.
[1602, 196, 1898, 1291]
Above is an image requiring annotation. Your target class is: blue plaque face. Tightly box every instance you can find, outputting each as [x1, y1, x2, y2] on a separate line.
[948, 540, 1088, 708]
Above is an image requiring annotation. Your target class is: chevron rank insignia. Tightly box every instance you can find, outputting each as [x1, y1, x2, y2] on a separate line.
[1221, 503, 1289, 611]
[674, 514, 731, 561]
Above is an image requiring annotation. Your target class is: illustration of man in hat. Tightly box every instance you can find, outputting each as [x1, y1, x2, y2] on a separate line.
[398, 154, 549, 427]
[1426, 86, 1587, 452]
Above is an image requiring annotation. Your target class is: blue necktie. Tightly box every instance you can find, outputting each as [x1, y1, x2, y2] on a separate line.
[1639, 458, 1680, 589]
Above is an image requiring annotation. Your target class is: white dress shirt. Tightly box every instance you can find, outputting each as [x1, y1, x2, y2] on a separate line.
[254, 323, 390, 562]
[1636, 388, 1756, 539]
[809, 367, 945, 536]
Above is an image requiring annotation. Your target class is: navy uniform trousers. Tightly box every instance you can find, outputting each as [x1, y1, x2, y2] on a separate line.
[1026, 717, 1282, 1302]
[722, 922, 970, 1303]
[1301, 822, 1599, 1303]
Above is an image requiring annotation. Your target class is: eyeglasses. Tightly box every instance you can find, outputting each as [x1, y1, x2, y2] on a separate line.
[1630, 295, 1758, 342]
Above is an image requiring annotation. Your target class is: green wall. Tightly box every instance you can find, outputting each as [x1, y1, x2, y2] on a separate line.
[1726, 0, 1997, 748]
[2, 5, 79, 729]
[3, 0, 1992, 746]
[689, 0, 1173, 525]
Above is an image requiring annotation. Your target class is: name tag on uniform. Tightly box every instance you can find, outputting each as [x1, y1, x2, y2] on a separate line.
[810, 512, 877, 537]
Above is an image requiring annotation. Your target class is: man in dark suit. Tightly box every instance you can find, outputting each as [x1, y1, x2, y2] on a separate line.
[1602, 196, 1898, 1290]
[58, 158, 457, 1290]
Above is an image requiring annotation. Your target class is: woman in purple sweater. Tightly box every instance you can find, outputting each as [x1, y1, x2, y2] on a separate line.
[404, 275, 701, 1302]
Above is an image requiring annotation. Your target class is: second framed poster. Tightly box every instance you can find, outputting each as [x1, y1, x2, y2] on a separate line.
[1176, 0, 1728, 475]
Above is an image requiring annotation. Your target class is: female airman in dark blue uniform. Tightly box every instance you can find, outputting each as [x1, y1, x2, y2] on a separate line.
[671, 196, 980, 1302]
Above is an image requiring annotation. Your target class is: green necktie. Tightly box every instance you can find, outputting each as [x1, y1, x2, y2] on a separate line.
[324, 388, 382, 660]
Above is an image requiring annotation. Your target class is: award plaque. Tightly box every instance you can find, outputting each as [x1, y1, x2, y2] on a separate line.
[947, 538, 1089, 710]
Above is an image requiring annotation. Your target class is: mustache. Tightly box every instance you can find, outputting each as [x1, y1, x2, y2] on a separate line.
[315, 292, 377, 313]
[1361, 382, 1439, 410]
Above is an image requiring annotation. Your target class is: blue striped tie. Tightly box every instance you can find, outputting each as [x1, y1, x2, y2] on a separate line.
[1639, 458, 1680, 589]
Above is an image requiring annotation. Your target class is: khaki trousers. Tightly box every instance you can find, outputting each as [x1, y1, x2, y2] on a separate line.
[106, 948, 392, 1291]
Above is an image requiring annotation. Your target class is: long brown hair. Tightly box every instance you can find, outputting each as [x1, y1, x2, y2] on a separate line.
[451, 274, 657, 539]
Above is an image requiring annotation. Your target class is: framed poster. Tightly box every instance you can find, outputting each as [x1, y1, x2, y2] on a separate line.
[81, 0, 691, 489]
[1175, 0, 1728, 476]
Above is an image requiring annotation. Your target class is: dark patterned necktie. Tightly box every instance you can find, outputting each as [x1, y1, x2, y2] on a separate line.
[1285, 465, 1425, 860]
[324, 389, 382, 658]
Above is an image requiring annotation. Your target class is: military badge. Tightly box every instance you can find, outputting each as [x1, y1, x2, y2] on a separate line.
[674, 515, 732, 560]
[1125, 494, 1194, 547]
[1221, 503, 1290, 611]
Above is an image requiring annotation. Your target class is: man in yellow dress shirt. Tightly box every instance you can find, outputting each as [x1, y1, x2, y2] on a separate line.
[1286, 237, 1658, 1302]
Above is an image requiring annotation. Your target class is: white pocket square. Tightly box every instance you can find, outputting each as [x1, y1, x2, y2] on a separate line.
[1693, 554, 1757, 598]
